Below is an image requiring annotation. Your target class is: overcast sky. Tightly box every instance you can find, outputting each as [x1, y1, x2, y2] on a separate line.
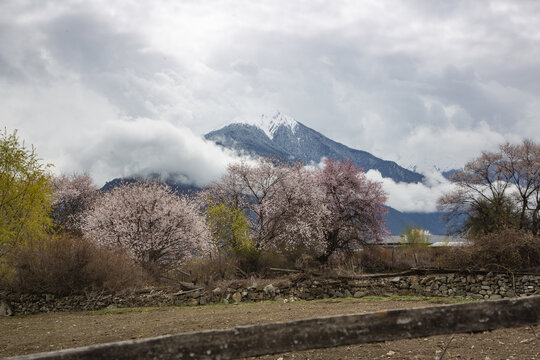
[2, 0, 540, 211]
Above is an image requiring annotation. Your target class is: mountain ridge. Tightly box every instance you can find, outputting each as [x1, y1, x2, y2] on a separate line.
[205, 112, 424, 184]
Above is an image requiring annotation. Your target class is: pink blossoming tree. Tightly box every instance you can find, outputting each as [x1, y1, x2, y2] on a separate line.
[204, 160, 325, 253]
[206, 158, 387, 262]
[52, 173, 98, 234]
[316, 158, 388, 262]
[82, 181, 211, 271]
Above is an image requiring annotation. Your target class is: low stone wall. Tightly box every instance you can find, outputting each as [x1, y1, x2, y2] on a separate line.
[2, 272, 540, 315]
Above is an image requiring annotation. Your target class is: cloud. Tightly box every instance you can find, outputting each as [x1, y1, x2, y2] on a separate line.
[0, 80, 244, 187]
[74, 118, 244, 186]
[366, 169, 456, 213]
[1, 0, 540, 192]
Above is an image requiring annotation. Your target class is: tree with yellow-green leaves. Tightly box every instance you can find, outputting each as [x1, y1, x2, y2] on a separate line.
[400, 225, 431, 246]
[0, 129, 53, 255]
[206, 202, 253, 256]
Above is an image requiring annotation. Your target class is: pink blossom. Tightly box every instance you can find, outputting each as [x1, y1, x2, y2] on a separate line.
[52, 173, 98, 233]
[82, 181, 211, 267]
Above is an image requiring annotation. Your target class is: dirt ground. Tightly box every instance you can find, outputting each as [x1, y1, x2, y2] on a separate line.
[1, 297, 539, 359]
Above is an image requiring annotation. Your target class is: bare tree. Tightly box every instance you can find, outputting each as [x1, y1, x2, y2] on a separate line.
[439, 140, 540, 236]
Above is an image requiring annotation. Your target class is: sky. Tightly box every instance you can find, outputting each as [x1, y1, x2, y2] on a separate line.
[2, 0, 540, 212]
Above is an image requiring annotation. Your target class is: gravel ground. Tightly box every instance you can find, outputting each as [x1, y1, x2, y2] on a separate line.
[0, 297, 538, 359]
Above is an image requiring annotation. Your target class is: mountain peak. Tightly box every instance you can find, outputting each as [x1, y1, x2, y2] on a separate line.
[205, 113, 424, 184]
[251, 111, 298, 139]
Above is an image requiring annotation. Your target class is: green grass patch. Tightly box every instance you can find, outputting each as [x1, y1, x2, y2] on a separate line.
[86, 295, 476, 316]
[90, 306, 163, 316]
[87, 300, 280, 315]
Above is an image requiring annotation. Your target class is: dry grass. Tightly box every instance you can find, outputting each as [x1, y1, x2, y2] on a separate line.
[1, 235, 148, 295]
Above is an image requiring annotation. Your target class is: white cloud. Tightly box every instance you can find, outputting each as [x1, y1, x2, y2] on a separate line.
[0, 80, 245, 187]
[366, 169, 456, 213]
[2, 0, 540, 191]
[75, 118, 245, 186]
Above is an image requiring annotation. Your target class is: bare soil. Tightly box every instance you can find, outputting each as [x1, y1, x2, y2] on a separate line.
[1, 297, 539, 359]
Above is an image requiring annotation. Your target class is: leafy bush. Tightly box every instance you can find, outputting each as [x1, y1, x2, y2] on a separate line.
[1, 235, 147, 295]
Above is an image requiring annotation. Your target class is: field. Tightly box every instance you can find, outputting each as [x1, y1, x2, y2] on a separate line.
[1, 296, 539, 359]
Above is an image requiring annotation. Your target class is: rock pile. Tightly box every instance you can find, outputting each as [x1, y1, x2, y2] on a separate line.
[1, 272, 539, 315]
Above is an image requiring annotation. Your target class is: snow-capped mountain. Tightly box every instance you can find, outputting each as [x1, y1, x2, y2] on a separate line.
[252, 112, 299, 139]
[205, 111, 424, 184]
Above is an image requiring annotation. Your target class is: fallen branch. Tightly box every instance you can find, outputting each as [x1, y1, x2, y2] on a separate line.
[173, 288, 204, 296]
[269, 268, 302, 273]
[437, 334, 455, 360]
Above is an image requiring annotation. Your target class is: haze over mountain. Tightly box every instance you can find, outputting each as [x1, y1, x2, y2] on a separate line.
[206, 112, 423, 184]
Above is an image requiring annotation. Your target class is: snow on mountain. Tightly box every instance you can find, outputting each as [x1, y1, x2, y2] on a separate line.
[250, 111, 299, 139]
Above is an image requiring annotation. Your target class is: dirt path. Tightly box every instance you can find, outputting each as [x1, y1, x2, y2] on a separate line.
[1, 297, 538, 359]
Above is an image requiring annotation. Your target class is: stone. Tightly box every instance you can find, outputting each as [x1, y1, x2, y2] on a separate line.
[353, 291, 366, 298]
[0, 300, 13, 316]
[344, 290, 352, 298]
[212, 287, 223, 295]
[232, 292, 242, 304]
[263, 284, 275, 295]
